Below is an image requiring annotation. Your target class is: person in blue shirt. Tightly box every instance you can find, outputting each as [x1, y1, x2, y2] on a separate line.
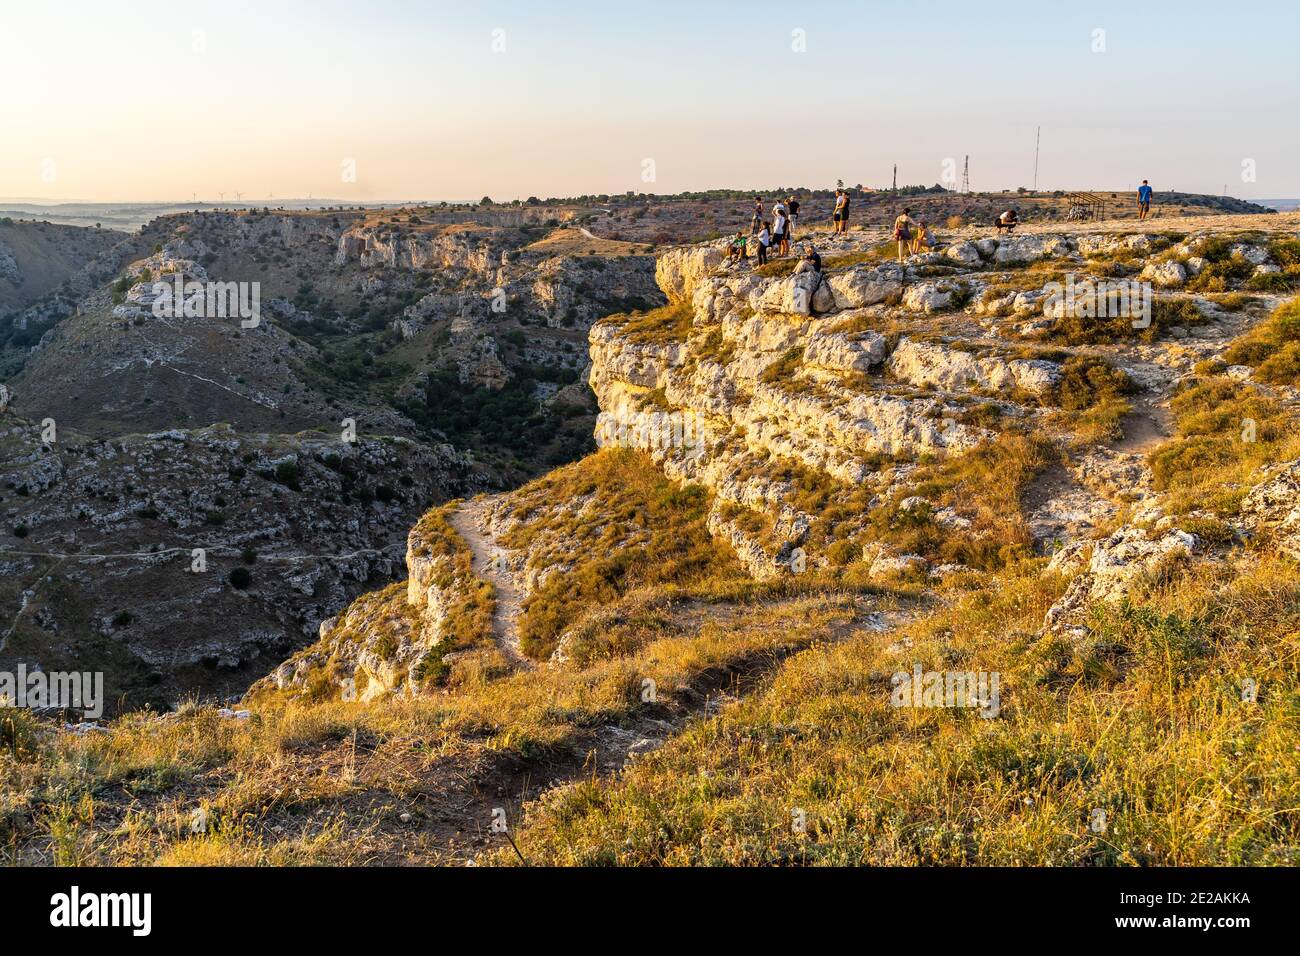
[1137, 180, 1154, 220]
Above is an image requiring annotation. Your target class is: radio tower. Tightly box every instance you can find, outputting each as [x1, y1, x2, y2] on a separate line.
[961, 156, 970, 194]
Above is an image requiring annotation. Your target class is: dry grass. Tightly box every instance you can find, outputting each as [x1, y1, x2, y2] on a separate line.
[496, 450, 745, 659]
[1222, 297, 1300, 385]
[495, 553, 1299, 865]
[606, 302, 692, 344]
[1148, 375, 1300, 516]
[0, 589, 858, 865]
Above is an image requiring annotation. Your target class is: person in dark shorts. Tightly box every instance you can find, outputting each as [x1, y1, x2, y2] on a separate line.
[787, 196, 800, 239]
[773, 204, 790, 257]
[833, 189, 851, 234]
[726, 231, 748, 263]
[893, 208, 915, 261]
[995, 209, 1018, 234]
[752, 196, 764, 233]
[1137, 180, 1153, 220]
[754, 221, 771, 265]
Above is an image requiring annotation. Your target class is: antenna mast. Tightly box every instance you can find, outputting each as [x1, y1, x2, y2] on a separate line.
[1033, 126, 1041, 191]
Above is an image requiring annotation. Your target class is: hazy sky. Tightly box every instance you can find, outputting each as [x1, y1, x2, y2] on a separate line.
[3, 0, 1298, 202]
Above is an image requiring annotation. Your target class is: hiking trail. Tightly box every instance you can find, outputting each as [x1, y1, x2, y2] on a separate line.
[448, 496, 532, 670]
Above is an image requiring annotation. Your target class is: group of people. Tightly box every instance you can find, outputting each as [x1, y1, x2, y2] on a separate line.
[740, 195, 801, 264]
[890, 208, 935, 261]
[724, 177, 1159, 275]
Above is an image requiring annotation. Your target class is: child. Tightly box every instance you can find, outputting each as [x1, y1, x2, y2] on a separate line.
[910, 220, 930, 255]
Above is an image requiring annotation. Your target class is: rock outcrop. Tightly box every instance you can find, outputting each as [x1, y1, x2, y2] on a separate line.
[1241, 461, 1300, 560]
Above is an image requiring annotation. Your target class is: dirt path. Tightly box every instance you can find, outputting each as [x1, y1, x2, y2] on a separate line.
[447, 496, 532, 671]
[1115, 395, 1173, 455]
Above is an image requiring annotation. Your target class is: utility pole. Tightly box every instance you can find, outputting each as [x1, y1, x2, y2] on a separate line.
[1033, 126, 1041, 192]
[892, 164, 897, 192]
[962, 156, 970, 194]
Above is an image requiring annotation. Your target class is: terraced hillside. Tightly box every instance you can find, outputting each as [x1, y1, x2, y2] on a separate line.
[0, 207, 663, 707]
[2, 213, 1297, 866]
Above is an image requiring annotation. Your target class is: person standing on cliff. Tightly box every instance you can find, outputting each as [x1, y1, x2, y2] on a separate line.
[752, 196, 764, 233]
[833, 189, 849, 234]
[787, 195, 800, 239]
[893, 208, 915, 261]
[1137, 180, 1153, 220]
[754, 221, 772, 265]
[773, 204, 791, 257]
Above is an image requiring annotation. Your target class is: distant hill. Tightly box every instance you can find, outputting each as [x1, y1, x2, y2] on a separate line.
[0, 200, 472, 233]
[0, 218, 119, 317]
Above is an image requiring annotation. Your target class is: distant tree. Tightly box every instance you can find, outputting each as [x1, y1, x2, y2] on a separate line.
[479, 196, 493, 206]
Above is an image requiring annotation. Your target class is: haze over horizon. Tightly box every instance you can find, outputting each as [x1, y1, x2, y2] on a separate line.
[4, 0, 1298, 203]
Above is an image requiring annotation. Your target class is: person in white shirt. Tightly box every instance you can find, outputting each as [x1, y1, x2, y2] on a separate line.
[754, 222, 772, 265]
[772, 208, 789, 257]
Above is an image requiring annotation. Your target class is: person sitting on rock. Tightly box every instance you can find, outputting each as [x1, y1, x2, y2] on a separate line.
[793, 243, 822, 274]
[995, 209, 1018, 234]
[893, 208, 916, 261]
[726, 231, 748, 264]
[910, 219, 932, 255]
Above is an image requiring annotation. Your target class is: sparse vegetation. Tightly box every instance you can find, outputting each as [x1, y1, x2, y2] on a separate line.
[1222, 297, 1300, 385]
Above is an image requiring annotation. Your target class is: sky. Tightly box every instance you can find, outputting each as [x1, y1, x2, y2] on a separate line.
[3, 0, 1298, 203]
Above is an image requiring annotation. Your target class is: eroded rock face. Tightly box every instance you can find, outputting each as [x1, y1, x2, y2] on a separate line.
[827, 263, 904, 310]
[1241, 461, 1300, 559]
[1140, 260, 1187, 288]
[587, 243, 996, 574]
[902, 282, 956, 314]
[335, 226, 505, 273]
[0, 414, 473, 708]
[0, 241, 21, 285]
[803, 330, 888, 374]
[993, 235, 1072, 266]
[1044, 527, 1197, 632]
[656, 245, 726, 304]
[886, 338, 1060, 397]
